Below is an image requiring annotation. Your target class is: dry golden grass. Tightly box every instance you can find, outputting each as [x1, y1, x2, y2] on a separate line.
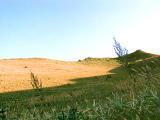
[0, 58, 118, 93]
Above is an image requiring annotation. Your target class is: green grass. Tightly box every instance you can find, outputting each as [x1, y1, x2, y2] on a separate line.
[2, 86, 160, 119]
[1, 50, 160, 119]
[122, 49, 156, 63]
[78, 57, 119, 66]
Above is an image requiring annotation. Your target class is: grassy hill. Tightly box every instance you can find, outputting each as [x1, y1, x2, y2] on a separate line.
[78, 57, 119, 66]
[123, 49, 156, 63]
[0, 50, 160, 119]
[78, 49, 157, 65]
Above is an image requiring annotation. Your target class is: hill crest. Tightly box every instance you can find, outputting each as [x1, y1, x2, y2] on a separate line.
[123, 49, 157, 63]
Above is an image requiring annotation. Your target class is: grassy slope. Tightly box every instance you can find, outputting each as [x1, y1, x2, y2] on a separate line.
[122, 49, 156, 63]
[0, 50, 160, 118]
[78, 57, 119, 66]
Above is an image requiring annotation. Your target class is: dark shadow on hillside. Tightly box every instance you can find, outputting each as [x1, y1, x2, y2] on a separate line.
[0, 66, 127, 106]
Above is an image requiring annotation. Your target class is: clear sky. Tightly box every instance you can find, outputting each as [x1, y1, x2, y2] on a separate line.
[0, 0, 160, 61]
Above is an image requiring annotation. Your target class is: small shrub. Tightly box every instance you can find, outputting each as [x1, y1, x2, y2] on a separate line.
[106, 75, 112, 80]
[30, 72, 42, 91]
[24, 66, 28, 68]
[78, 59, 81, 62]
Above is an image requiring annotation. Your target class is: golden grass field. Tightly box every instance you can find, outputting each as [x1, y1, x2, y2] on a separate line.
[0, 58, 118, 93]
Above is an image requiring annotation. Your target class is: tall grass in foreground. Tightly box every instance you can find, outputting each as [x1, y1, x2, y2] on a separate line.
[1, 86, 160, 119]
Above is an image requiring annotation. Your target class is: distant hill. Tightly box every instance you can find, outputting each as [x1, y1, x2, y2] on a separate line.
[78, 57, 119, 66]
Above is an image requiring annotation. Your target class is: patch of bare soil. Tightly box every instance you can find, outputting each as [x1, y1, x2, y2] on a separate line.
[0, 59, 117, 93]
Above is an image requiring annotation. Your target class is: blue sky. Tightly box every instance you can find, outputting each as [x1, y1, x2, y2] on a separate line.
[0, 0, 160, 61]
